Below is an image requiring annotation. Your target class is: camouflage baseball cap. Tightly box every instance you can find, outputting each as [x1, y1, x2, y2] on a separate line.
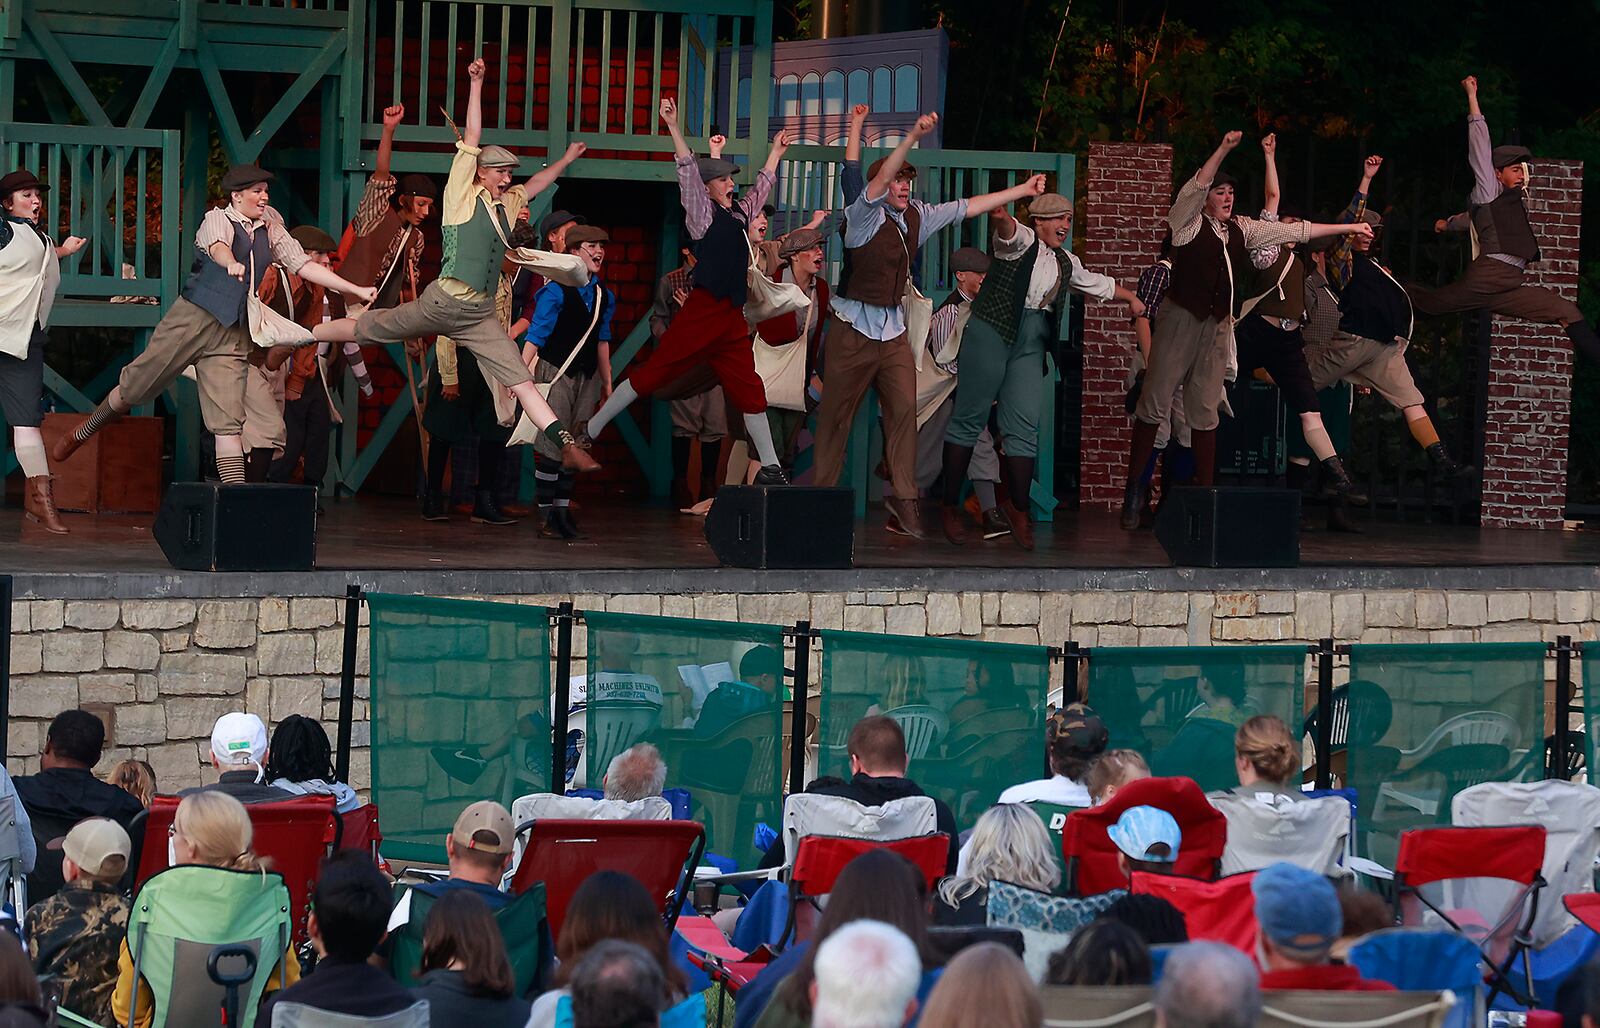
[1047, 703, 1109, 754]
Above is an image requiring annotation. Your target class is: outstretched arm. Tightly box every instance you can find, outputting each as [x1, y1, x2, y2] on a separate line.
[1260, 134, 1280, 216]
[1330, 155, 1382, 287]
[1168, 131, 1242, 244]
[376, 104, 404, 181]
[964, 173, 1047, 221]
[524, 142, 587, 199]
[661, 97, 692, 160]
[842, 104, 869, 206]
[761, 129, 792, 176]
[865, 112, 937, 202]
[464, 59, 485, 149]
[1462, 76, 1498, 204]
[298, 262, 378, 303]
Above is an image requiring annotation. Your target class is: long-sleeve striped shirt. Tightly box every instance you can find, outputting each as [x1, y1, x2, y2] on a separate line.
[1168, 170, 1313, 251]
[675, 154, 775, 241]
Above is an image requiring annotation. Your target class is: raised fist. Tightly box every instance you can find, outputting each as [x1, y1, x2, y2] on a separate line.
[850, 104, 870, 120]
[563, 141, 587, 162]
[1364, 155, 1384, 176]
[913, 112, 939, 137]
[1024, 173, 1047, 195]
[467, 59, 485, 82]
[1221, 130, 1243, 150]
[1461, 75, 1478, 94]
[659, 97, 678, 125]
[1261, 133, 1277, 156]
[383, 104, 405, 128]
[708, 134, 727, 158]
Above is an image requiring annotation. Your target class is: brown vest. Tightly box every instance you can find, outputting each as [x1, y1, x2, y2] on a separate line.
[1248, 250, 1307, 321]
[339, 208, 414, 303]
[837, 204, 923, 307]
[1168, 218, 1250, 322]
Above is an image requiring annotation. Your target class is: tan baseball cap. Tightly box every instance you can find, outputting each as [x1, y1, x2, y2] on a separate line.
[452, 800, 515, 855]
[51, 817, 132, 879]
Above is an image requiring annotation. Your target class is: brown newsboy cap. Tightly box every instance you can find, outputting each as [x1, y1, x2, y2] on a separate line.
[1492, 144, 1532, 170]
[1029, 192, 1072, 220]
[290, 225, 338, 252]
[564, 224, 610, 247]
[0, 169, 48, 202]
[779, 227, 826, 259]
[950, 246, 991, 274]
[867, 157, 918, 182]
[221, 164, 275, 194]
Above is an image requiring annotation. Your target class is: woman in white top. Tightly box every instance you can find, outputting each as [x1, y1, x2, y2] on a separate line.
[995, 703, 1108, 808]
[265, 714, 361, 813]
[0, 169, 85, 534]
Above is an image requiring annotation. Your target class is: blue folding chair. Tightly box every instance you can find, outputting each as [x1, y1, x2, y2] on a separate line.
[1348, 928, 1482, 1028]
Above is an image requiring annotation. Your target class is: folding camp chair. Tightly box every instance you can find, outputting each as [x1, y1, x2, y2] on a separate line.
[271, 1001, 431, 1026]
[779, 833, 949, 946]
[1393, 825, 1546, 1007]
[122, 864, 295, 1028]
[1039, 986, 1156, 1028]
[0, 794, 29, 921]
[389, 883, 548, 997]
[1347, 928, 1483, 1028]
[779, 793, 938, 867]
[677, 913, 776, 1025]
[138, 794, 340, 946]
[1061, 777, 1227, 896]
[1260, 991, 1457, 1028]
[1210, 792, 1351, 876]
[1130, 869, 1257, 953]
[508, 818, 704, 940]
[337, 804, 383, 859]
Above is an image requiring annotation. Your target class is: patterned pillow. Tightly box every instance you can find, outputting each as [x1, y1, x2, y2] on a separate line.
[986, 881, 1126, 981]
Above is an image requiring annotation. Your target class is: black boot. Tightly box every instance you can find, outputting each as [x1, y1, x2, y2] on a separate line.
[245, 448, 273, 483]
[1426, 442, 1473, 479]
[1320, 455, 1355, 498]
[1120, 479, 1149, 531]
[671, 436, 693, 508]
[1327, 493, 1363, 534]
[551, 506, 581, 539]
[471, 489, 517, 525]
[422, 489, 449, 522]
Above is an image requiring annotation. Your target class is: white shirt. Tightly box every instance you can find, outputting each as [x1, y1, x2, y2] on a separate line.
[997, 773, 1092, 808]
[992, 223, 1116, 308]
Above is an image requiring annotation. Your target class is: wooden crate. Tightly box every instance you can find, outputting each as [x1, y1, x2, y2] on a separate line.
[40, 412, 164, 513]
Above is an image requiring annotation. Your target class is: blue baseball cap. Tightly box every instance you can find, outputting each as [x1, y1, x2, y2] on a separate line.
[1253, 862, 1341, 959]
[1107, 805, 1182, 863]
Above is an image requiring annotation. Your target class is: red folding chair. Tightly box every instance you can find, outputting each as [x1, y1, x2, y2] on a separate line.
[337, 803, 383, 858]
[1394, 825, 1547, 1008]
[1131, 869, 1258, 954]
[676, 913, 777, 1022]
[1061, 777, 1227, 896]
[136, 794, 340, 945]
[779, 833, 950, 947]
[508, 819, 705, 941]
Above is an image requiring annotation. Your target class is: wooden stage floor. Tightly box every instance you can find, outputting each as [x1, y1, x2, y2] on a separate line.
[5, 495, 1600, 587]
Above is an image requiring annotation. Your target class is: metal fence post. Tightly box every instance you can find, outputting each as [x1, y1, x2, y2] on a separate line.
[0, 576, 10, 770]
[334, 584, 361, 783]
[1314, 638, 1335, 790]
[552, 602, 575, 796]
[788, 620, 813, 797]
[1552, 635, 1574, 780]
[1063, 640, 1083, 705]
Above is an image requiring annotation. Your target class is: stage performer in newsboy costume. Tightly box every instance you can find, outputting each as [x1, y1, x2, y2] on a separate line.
[939, 189, 1144, 550]
[52, 163, 376, 483]
[0, 169, 86, 533]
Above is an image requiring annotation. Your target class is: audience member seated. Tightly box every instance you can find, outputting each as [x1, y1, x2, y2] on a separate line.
[1155, 942, 1261, 1028]
[918, 941, 1040, 1028]
[997, 704, 1108, 808]
[934, 804, 1058, 926]
[16, 710, 139, 902]
[1254, 863, 1394, 992]
[264, 715, 361, 812]
[178, 713, 294, 805]
[569, 939, 667, 1028]
[604, 743, 668, 803]
[1045, 918, 1153, 986]
[1100, 893, 1189, 947]
[811, 920, 923, 1028]
[24, 817, 131, 1024]
[740, 850, 944, 1028]
[527, 870, 693, 1028]
[113, 792, 301, 1028]
[1211, 717, 1304, 802]
[1109, 805, 1183, 883]
[1330, 883, 1392, 962]
[1085, 750, 1150, 806]
[0, 933, 45, 1022]
[694, 646, 784, 738]
[409, 890, 532, 1026]
[0, 760, 33, 880]
[109, 759, 157, 809]
[386, 801, 515, 949]
[758, 717, 959, 874]
[254, 850, 414, 1027]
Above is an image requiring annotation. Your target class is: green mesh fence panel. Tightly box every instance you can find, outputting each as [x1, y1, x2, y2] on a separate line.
[817, 630, 1049, 831]
[581, 611, 788, 866]
[1345, 642, 1546, 867]
[1584, 647, 1600, 786]
[368, 594, 552, 863]
[1087, 645, 1308, 793]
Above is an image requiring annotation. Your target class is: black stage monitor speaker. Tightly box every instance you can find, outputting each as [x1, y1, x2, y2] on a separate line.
[1154, 486, 1300, 568]
[705, 485, 854, 569]
[154, 483, 317, 572]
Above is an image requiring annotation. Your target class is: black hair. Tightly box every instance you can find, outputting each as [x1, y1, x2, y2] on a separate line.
[46, 710, 105, 767]
[739, 645, 784, 683]
[1100, 893, 1189, 946]
[311, 850, 394, 961]
[1046, 918, 1152, 986]
[264, 714, 335, 784]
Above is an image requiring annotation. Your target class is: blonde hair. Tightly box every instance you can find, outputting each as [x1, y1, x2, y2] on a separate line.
[110, 759, 156, 807]
[917, 942, 1041, 1028]
[1235, 715, 1299, 785]
[938, 803, 1058, 906]
[1086, 749, 1151, 805]
[174, 791, 266, 872]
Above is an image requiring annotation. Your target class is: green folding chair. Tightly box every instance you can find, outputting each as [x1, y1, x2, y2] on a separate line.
[120, 864, 295, 1028]
[388, 883, 548, 998]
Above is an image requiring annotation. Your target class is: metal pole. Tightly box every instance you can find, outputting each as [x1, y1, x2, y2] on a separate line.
[552, 602, 575, 796]
[1314, 638, 1334, 790]
[1063, 640, 1082, 705]
[334, 584, 361, 783]
[1552, 636, 1573, 780]
[0, 576, 10, 770]
[788, 620, 812, 796]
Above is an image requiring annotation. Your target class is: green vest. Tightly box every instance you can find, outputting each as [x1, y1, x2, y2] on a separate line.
[441, 196, 511, 297]
[970, 236, 1072, 346]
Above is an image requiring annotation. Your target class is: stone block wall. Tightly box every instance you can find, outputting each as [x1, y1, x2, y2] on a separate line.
[8, 586, 1599, 791]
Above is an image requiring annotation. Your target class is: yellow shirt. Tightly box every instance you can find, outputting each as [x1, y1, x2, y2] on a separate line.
[437, 141, 529, 303]
[111, 936, 301, 1028]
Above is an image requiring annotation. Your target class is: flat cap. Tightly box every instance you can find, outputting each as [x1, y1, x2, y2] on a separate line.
[949, 246, 991, 274]
[867, 157, 917, 181]
[1492, 144, 1533, 170]
[397, 173, 438, 200]
[477, 145, 520, 169]
[564, 223, 610, 247]
[778, 227, 826, 259]
[698, 157, 740, 183]
[289, 225, 338, 252]
[1210, 171, 1238, 190]
[540, 209, 585, 242]
[221, 164, 274, 193]
[1029, 192, 1072, 220]
[0, 169, 48, 200]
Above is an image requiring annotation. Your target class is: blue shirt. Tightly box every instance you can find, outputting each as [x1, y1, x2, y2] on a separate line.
[832, 191, 968, 341]
[522, 278, 614, 348]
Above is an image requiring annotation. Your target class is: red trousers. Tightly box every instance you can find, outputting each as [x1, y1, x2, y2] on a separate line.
[627, 287, 767, 414]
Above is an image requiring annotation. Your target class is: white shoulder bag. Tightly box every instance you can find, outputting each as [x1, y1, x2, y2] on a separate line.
[246, 247, 316, 348]
[507, 286, 606, 447]
[752, 279, 814, 412]
[742, 233, 811, 324]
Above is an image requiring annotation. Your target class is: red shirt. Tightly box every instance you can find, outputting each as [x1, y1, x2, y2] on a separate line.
[1260, 964, 1396, 992]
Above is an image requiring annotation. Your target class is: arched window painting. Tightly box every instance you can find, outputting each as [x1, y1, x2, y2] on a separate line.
[894, 65, 919, 112]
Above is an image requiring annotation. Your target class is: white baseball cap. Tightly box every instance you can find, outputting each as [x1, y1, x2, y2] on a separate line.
[210, 712, 269, 769]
